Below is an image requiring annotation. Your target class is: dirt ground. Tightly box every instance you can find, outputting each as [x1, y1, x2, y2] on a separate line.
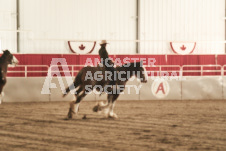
[0, 100, 225, 151]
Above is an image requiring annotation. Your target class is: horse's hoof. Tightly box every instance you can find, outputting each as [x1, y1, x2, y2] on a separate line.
[82, 114, 87, 119]
[67, 107, 75, 119]
[63, 117, 70, 120]
[108, 113, 118, 119]
[68, 113, 72, 119]
[93, 105, 99, 112]
[67, 110, 73, 119]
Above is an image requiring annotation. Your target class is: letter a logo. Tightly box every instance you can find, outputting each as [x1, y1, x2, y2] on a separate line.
[41, 58, 75, 94]
[155, 82, 165, 94]
[151, 79, 170, 99]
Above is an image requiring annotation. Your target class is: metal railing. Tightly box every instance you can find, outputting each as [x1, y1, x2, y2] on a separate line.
[222, 65, 226, 75]
[6, 64, 226, 77]
[182, 65, 222, 76]
[144, 65, 182, 76]
[49, 65, 85, 77]
[8, 65, 49, 77]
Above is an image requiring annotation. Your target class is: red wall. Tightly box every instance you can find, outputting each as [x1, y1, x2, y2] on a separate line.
[13, 54, 221, 65]
[7, 54, 226, 77]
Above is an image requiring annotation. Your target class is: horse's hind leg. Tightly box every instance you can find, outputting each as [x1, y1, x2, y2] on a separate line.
[75, 91, 88, 113]
[75, 86, 83, 96]
[68, 91, 87, 119]
[67, 87, 85, 119]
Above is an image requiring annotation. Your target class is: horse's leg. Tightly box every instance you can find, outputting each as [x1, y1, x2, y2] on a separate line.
[109, 101, 117, 118]
[108, 94, 119, 118]
[74, 91, 88, 114]
[68, 101, 75, 119]
[96, 94, 113, 117]
[67, 86, 85, 118]
[0, 85, 3, 104]
[68, 91, 87, 119]
[75, 86, 83, 96]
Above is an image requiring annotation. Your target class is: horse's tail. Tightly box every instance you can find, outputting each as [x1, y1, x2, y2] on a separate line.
[63, 70, 83, 97]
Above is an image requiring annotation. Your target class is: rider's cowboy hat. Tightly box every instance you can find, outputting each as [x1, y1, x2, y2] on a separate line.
[99, 40, 108, 45]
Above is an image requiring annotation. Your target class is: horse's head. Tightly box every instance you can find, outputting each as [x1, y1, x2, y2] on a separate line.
[2, 50, 19, 66]
[126, 61, 148, 83]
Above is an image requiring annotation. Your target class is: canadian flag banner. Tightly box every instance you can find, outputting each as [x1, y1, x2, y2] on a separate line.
[170, 42, 196, 55]
[68, 41, 96, 54]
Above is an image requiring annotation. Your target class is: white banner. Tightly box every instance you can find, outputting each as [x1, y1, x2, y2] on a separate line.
[170, 42, 196, 55]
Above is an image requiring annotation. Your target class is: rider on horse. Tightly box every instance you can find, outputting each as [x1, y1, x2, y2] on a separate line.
[98, 40, 116, 93]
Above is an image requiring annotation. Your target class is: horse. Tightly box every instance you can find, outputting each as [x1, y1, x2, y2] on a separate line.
[63, 61, 148, 119]
[0, 50, 19, 104]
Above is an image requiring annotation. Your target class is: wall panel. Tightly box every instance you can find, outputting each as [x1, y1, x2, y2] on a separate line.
[182, 76, 223, 100]
[0, 0, 17, 52]
[0, 0, 225, 54]
[139, 0, 225, 54]
[19, 0, 137, 54]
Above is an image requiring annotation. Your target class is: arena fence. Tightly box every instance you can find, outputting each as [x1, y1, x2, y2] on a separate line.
[6, 64, 225, 77]
[3, 64, 226, 102]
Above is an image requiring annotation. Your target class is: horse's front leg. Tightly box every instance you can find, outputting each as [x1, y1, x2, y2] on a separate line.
[0, 85, 4, 104]
[108, 101, 118, 119]
[68, 101, 75, 118]
[0, 94, 2, 104]
[94, 95, 113, 117]
[107, 94, 119, 119]
[68, 91, 87, 119]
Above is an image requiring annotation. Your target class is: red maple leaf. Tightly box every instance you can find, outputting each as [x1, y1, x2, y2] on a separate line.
[79, 44, 85, 50]
[180, 45, 186, 51]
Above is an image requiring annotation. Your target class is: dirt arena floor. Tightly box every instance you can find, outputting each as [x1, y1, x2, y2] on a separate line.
[0, 100, 225, 151]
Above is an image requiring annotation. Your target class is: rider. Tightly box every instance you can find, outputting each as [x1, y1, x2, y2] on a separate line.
[98, 40, 116, 93]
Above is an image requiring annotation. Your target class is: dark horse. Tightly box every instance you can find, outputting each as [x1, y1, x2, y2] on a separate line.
[0, 50, 19, 104]
[63, 61, 148, 119]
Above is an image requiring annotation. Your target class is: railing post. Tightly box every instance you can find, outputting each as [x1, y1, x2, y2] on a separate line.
[201, 66, 203, 76]
[72, 66, 74, 77]
[221, 65, 224, 76]
[159, 66, 161, 77]
[180, 66, 183, 77]
[222, 65, 224, 100]
[25, 66, 27, 77]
